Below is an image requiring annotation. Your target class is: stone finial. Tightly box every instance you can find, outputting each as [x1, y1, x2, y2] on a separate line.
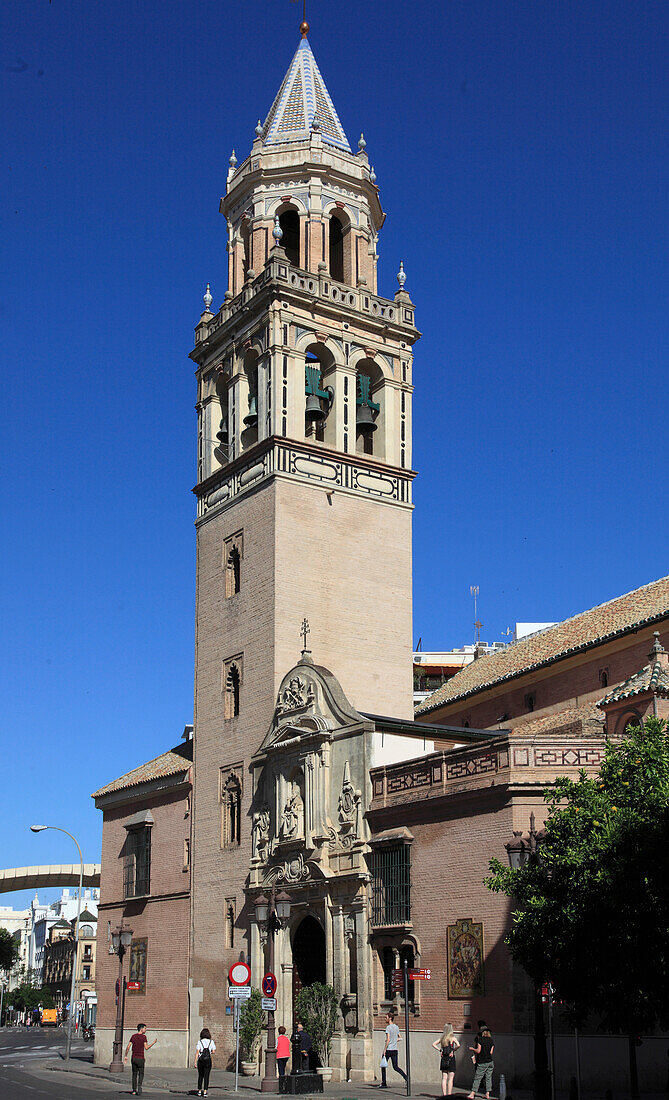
[358, 133, 366, 152]
[370, 165, 377, 183]
[229, 149, 237, 168]
[273, 215, 283, 244]
[311, 116, 320, 131]
[255, 119, 263, 137]
[397, 260, 407, 291]
[203, 283, 213, 312]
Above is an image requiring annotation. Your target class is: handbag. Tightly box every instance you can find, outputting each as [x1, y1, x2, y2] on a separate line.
[380, 1055, 388, 1068]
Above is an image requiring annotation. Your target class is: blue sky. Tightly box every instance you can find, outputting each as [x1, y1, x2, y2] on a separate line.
[2, 0, 668, 908]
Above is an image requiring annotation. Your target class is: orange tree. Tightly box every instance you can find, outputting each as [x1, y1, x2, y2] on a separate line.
[486, 717, 669, 1098]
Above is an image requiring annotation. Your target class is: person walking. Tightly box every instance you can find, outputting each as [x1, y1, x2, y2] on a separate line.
[432, 1023, 460, 1096]
[467, 1025, 494, 1100]
[124, 1022, 157, 1096]
[380, 1012, 408, 1088]
[194, 1026, 216, 1096]
[277, 1025, 291, 1077]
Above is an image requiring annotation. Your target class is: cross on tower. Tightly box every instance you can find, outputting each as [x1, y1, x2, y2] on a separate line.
[300, 618, 310, 651]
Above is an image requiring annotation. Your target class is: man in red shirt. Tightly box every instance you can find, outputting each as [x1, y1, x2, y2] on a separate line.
[124, 1022, 157, 1095]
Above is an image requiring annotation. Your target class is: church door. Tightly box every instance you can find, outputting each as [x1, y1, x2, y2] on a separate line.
[291, 915, 326, 1022]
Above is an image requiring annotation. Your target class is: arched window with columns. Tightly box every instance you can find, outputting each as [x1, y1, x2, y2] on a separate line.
[278, 206, 300, 267]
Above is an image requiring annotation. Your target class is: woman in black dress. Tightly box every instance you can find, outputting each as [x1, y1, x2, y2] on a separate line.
[432, 1024, 460, 1096]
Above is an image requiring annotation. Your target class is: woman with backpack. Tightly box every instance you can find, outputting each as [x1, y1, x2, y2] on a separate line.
[194, 1027, 216, 1097]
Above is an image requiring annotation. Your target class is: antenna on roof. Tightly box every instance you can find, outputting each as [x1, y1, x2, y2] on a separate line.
[470, 585, 481, 644]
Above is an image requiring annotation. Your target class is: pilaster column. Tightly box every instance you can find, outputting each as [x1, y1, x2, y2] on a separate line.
[354, 905, 372, 1036]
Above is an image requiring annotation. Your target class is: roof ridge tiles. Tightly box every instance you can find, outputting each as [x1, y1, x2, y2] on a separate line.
[417, 574, 669, 715]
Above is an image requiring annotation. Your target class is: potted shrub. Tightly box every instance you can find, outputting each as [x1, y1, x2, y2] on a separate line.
[239, 989, 263, 1075]
[295, 982, 338, 1080]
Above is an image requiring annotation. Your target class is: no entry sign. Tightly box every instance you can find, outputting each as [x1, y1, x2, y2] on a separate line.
[229, 962, 251, 986]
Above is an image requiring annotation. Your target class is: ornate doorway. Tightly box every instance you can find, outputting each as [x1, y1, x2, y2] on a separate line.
[291, 915, 326, 1019]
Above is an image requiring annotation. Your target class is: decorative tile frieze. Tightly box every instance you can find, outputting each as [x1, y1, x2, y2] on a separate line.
[196, 440, 414, 519]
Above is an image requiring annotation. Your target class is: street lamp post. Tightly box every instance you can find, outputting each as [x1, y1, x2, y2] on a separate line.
[506, 813, 551, 1100]
[30, 824, 83, 1063]
[109, 922, 133, 1073]
[255, 888, 291, 1092]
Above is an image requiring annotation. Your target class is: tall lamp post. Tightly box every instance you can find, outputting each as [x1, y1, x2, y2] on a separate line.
[30, 824, 83, 1063]
[255, 888, 291, 1092]
[506, 813, 551, 1100]
[109, 922, 133, 1073]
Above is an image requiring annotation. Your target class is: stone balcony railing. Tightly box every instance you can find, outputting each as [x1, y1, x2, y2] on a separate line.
[194, 256, 416, 347]
[369, 735, 607, 810]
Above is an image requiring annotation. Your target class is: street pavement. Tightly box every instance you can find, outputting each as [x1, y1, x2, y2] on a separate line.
[0, 1026, 652, 1100]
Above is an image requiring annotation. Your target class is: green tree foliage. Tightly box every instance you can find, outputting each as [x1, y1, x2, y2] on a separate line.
[239, 988, 264, 1060]
[487, 718, 669, 1036]
[9, 984, 55, 1012]
[0, 928, 19, 972]
[294, 982, 338, 1064]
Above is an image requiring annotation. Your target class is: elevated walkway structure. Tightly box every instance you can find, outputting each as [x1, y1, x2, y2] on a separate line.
[0, 864, 101, 894]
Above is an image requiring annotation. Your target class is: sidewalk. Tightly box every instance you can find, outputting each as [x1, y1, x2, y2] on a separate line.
[39, 1056, 642, 1100]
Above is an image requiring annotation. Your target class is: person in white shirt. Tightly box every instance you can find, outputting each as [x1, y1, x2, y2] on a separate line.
[194, 1027, 216, 1096]
[380, 1013, 408, 1088]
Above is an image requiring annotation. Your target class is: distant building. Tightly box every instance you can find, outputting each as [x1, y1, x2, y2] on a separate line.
[0, 905, 30, 988]
[43, 908, 98, 1023]
[413, 644, 507, 707]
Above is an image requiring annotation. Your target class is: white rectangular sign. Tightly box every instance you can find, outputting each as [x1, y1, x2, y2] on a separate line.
[261, 997, 276, 1011]
[229, 985, 252, 998]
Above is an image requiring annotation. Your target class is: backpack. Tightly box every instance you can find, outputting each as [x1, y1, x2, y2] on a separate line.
[199, 1039, 212, 1065]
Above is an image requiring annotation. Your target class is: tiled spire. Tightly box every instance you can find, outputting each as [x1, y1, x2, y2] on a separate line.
[260, 37, 350, 152]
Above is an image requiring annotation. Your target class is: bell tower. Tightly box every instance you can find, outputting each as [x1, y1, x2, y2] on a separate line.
[190, 22, 419, 1046]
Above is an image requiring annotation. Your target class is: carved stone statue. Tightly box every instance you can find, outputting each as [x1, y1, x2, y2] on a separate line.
[252, 805, 271, 860]
[276, 675, 315, 715]
[338, 761, 360, 834]
[280, 792, 304, 839]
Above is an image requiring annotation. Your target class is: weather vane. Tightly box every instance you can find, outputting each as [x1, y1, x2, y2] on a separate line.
[291, 0, 309, 36]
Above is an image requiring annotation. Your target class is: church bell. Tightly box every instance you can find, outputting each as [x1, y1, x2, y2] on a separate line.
[243, 394, 258, 428]
[305, 393, 326, 422]
[356, 403, 377, 432]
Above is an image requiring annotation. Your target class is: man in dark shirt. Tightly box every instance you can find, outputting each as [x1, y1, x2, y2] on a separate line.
[124, 1022, 157, 1096]
[291, 1021, 312, 1074]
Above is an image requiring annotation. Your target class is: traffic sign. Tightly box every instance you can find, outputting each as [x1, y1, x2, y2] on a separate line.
[262, 972, 277, 997]
[229, 962, 251, 986]
[408, 968, 431, 980]
[261, 997, 277, 1011]
[229, 985, 252, 999]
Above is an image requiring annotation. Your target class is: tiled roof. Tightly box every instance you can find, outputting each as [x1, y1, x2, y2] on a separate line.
[261, 37, 351, 151]
[598, 634, 669, 705]
[417, 575, 669, 715]
[92, 740, 192, 799]
[511, 701, 604, 738]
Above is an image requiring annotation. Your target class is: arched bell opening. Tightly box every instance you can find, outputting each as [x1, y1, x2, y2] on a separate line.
[241, 219, 251, 281]
[355, 357, 383, 458]
[213, 369, 230, 466]
[304, 342, 335, 445]
[329, 214, 344, 283]
[241, 350, 259, 449]
[292, 915, 326, 1025]
[278, 206, 301, 268]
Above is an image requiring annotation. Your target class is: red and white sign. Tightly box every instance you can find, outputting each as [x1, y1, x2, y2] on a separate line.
[127, 981, 141, 991]
[229, 962, 251, 986]
[408, 968, 431, 980]
[262, 972, 277, 998]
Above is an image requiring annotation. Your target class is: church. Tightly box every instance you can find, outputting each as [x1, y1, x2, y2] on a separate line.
[92, 21, 669, 1091]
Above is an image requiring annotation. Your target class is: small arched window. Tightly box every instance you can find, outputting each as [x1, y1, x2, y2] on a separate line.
[223, 657, 242, 719]
[221, 775, 242, 848]
[226, 903, 235, 948]
[227, 545, 241, 596]
[279, 209, 300, 267]
[241, 218, 251, 280]
[79, 925, 94, 939]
